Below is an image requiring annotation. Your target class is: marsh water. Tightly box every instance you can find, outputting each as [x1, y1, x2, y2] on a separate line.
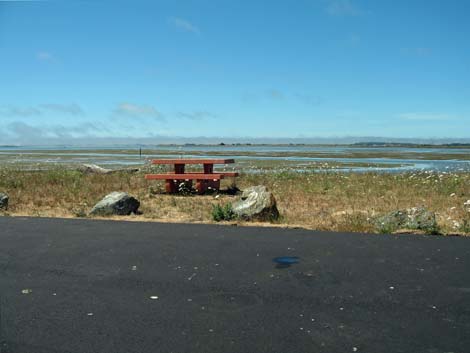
[0, 145, 469, 173]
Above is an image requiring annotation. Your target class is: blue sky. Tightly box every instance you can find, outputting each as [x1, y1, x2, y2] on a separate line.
[0, 0, 469, 144]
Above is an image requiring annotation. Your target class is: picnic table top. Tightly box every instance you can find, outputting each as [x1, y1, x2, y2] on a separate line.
[151, 158, 235, 165]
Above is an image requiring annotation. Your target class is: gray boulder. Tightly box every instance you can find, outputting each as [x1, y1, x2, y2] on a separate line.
[90, 192, 140, 216]
[375, 207, 438, 234]
[77, 164, 112, 174]
[0, 193, 8, 210]
[232, 185, 279, 221]
[77, 164, 139, 174]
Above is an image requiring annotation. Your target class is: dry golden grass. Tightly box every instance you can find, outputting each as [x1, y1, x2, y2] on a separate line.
[1, 168, 469, 235]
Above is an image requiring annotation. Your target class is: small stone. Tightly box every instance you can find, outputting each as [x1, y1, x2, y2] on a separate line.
[87, 313, 94, 316]
[21, 289, 32, 294]
[131, 265, 137, 271]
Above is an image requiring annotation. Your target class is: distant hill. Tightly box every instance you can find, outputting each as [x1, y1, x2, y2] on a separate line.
[352, 142, 470, 148]
[2, 136, 470, 147]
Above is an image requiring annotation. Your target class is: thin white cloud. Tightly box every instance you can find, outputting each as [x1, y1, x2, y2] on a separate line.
[50, 122, 105, 138]
[346, 33, 361, 46]
[0, 106, 41, 117]
[40, 104, 84, 115]
[0, 104, 84, 117]
[267, 89, 285, 100]
[398, 113, 456, 122]
[169, 17, 200, 34]
[295, 93, 323, 106]
[325, 0, 366, 16]
[400, 47, 432, 57]
[177, 111, 217, 120]
[6, 121, 44, 138]
[36, 51, 54, 62]
[113, 102, 165, 121]
[5, 121, 106, 141]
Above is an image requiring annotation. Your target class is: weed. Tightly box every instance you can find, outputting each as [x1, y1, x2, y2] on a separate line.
[459, 214, 470, 234]
[212, 203, 235, 222]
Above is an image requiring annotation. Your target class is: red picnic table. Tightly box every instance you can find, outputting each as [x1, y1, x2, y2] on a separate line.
[145, 158, 238, 194]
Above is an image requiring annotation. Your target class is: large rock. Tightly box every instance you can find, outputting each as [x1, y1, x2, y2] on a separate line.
[77, 164, 139, 174]
[77, 164, 112, 174]
[232, 185, 279, 221]
[375, 207, 438, 234]
[90, 192, 140, 216]
[0, 193, 8, 210]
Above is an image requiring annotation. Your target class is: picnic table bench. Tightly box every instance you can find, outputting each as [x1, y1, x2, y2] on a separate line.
[145, 158, 238, 194]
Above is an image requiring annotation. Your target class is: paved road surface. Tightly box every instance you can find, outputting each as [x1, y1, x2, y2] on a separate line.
[0, 217, 469, 353]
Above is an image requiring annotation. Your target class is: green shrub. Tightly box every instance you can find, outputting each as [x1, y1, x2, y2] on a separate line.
[211, 203, 235, 222]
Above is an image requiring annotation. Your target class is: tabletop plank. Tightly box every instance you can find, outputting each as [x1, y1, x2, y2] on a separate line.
[145, 173, 225, 180]
[151, 159, 235, 165]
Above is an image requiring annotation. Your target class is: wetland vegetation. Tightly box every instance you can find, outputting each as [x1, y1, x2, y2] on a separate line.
[0, 166, 469, 236]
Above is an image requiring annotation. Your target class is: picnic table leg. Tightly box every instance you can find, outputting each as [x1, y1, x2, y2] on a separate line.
[174, 164, 185, 174]
[165, 179, 177, 194]
[203, 163, 219, 192]
[210, 179, 221, 191]
[196, 180, 206, 194]
[173, 164, 192, 193]
[203, 163, 213, 174]
[185, 180, 193, 190]
[165, 180, 178, 193]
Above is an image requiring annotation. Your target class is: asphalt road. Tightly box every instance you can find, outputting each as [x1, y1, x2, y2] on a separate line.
[0, 217, 469, 353]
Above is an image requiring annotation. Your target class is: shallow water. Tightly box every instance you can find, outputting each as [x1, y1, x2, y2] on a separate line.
[0, 145, 469, 173]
